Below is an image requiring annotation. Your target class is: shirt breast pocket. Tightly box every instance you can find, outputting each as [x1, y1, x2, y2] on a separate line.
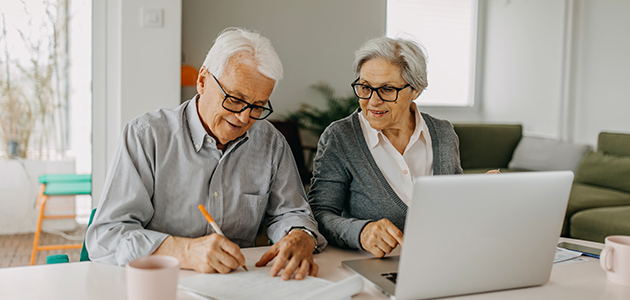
[234, 193, 269, 244]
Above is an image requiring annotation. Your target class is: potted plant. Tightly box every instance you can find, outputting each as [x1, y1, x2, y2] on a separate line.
[0, 82, 34, 158]
[285, 82, 359, 138]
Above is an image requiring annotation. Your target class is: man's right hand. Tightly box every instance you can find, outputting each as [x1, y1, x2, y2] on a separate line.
[153, 234, 246, 273]
[360, 219, 404, 258]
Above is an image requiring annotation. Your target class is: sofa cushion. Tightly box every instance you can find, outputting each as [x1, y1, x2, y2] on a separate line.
[508, 137, 591, 172]
[575, 151, 630, 193]
[453, 124, 522, 170]
[562, 183, 630, 237]
[570, 206, 630, 243]
[598, 132, 630, 156]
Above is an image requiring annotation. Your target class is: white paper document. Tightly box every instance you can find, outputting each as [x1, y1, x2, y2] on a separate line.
[553, 247, 584, 265]
[178, 265, 364, 300]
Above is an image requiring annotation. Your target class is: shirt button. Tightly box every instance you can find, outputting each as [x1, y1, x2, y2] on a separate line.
[206, 138, 211, 143]
[403, 170, 409, 175]
[213, 192, 219, 198]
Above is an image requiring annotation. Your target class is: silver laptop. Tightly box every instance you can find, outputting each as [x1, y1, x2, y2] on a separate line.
[343, 171, 574, 300]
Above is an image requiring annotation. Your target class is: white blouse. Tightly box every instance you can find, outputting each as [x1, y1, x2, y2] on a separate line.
[358, 102, 433, 206]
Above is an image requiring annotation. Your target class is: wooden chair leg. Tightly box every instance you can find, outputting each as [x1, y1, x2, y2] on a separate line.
[30, 195, 49, 265]
[34, 184, 46, 209]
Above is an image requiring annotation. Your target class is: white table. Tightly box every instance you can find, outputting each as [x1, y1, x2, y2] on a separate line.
[1, 238, 629, 300]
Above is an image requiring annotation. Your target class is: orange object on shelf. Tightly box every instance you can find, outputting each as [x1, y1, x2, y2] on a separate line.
[181, 64, 198, 86]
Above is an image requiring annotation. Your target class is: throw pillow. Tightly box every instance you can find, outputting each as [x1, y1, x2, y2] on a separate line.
[574, 151, 630, 193]
[508, 136, 592, 172]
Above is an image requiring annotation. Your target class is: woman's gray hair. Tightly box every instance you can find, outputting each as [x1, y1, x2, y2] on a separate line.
[203, 28, 283, 87]
[353, 36, 428, 92]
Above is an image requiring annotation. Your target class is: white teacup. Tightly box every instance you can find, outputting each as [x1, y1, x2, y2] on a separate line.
[600, 235, 630, 286]
[126, 255, 180, 300]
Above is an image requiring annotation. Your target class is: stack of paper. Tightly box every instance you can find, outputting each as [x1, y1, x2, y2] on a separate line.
[178, 266, 364, 300]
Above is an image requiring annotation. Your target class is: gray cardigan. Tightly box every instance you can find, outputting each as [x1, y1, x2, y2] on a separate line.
[307, 109, 463, 250]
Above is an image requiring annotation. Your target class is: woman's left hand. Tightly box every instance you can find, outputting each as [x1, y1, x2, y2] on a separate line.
[360, 219, 404, 258]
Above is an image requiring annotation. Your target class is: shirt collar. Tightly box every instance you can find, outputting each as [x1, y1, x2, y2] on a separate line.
[186, 95, 210, 153]
[358, 112, 381, 148]
[408, 102, 426, 146]
[358, 102, 426, 149]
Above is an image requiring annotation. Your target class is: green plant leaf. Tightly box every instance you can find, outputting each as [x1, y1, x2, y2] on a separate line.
[283, 83, 359, 137]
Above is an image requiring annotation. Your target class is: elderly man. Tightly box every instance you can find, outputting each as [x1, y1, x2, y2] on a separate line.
[86, 28, 326, 281]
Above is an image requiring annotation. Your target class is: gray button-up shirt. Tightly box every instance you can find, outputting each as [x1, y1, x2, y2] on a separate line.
[86, 97, 326, 266]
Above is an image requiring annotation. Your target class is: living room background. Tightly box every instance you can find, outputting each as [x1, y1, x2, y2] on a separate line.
[92, 0, 630, 206]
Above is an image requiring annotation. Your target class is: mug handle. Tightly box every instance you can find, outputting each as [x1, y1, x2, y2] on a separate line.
[600, 246, 614, 272]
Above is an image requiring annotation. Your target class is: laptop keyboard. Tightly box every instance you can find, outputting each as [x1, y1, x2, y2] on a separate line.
[381, 272, 398, 283]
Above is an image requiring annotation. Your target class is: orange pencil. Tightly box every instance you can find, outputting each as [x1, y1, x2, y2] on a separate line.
[198, 204, 248, 271]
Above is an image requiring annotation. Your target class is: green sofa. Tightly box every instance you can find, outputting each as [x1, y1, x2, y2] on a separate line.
[566, 132, 630, 242]
[453, 125, 630, 243]
[453, 124, 522, 174]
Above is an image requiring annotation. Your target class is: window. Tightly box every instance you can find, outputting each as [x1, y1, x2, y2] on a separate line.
[387, 0, 479, 106]
[1, 0, 92, 224]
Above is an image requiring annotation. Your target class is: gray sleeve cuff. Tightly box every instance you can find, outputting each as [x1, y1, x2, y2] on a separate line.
[88, 226, 170, 266]
[344, 219, 372, 250]
[115, 229, 170, 266]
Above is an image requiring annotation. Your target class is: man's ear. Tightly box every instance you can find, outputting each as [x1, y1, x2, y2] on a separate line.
[197, 67, 208, 95]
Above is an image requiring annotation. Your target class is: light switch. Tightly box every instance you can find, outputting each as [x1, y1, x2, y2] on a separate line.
[141, 8, 163, 28]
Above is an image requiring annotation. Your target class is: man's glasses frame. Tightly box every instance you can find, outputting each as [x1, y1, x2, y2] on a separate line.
[211, 74, 274, 120]
[351, 78, 411, 102]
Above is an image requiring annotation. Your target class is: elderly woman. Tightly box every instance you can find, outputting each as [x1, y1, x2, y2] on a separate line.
[308, 36, 463, 258]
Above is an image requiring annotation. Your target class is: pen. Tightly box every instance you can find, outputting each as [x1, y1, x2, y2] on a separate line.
[197, 204, 248, 271]
[494, 168, 501, 174]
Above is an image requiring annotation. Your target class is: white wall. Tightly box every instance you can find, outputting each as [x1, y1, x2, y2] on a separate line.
[572, 0, 630, 146]
[481, 0, 566, 138]
[480, 0, 630, 145]
[182, 0, 386, 145]
[92, 0, 181, 206]
[120, 1, 182, 125]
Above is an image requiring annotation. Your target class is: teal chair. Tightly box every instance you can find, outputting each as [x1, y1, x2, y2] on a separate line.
[30, 174, 91, 265]
[46, 208, 96, 264]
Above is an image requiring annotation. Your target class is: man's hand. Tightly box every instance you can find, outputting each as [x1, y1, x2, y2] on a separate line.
[255, 229, 318, 281]
[360, 219, 404, 258]
[153, 234, 246, 274]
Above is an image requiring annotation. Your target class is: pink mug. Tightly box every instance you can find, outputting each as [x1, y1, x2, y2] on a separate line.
[126, 255, 180, 300]
[600, 235, 630, 286]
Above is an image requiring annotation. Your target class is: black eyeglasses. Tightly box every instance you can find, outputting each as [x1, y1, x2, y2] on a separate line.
[351, 78, 411, 102]
[211, 74, 274, 120]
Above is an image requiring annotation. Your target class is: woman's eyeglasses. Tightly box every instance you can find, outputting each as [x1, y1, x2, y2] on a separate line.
[351, 78, 410, 102]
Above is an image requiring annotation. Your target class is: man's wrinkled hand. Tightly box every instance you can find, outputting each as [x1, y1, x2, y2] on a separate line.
[155, 234, 246, 274]
[255, 229, 318, 280]
[360, 219, 403, 258]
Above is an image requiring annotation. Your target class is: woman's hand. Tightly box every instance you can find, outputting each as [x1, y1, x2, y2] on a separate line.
[360, 219, 404, 258]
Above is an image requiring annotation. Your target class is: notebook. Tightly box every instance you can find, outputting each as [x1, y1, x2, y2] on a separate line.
[343, 171, 574, 300]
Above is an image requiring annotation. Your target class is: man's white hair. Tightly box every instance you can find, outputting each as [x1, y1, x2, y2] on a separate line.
[202, 28, 283, 88]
